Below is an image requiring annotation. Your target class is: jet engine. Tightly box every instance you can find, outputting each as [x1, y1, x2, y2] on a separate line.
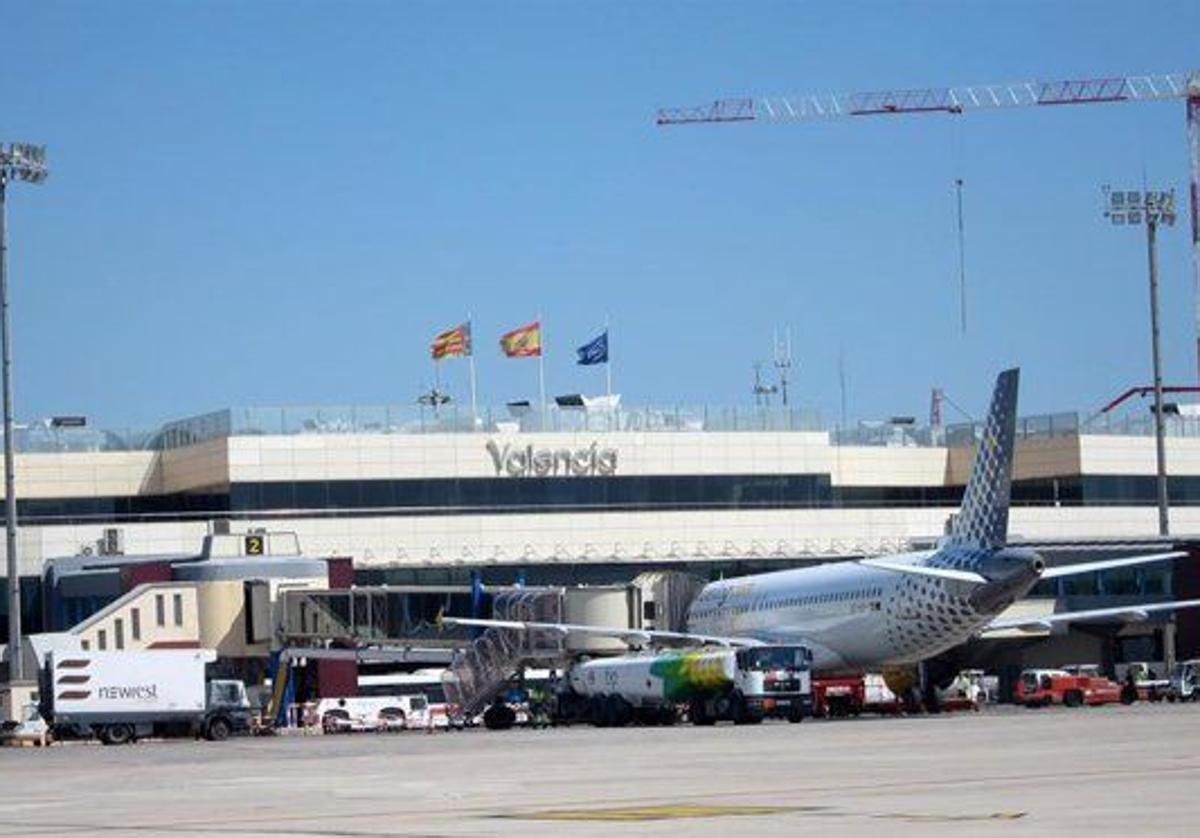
[882, 666, 918, 697]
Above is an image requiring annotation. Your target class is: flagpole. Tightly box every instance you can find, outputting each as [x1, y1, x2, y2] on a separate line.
[538, 313, 547, 430]
[432, 358, 442, 417]
[605, 314, 612, 399]
[467, 313, 478, 427]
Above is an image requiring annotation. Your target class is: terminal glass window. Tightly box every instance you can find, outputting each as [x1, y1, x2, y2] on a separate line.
[131, 608, 141, 641]
[1141, 567, 1169, 595]
[1101, 567, 1139, 596]
[98, 629, 107, 651]
[114, 618, 124, 650]
[155, 594, 165, 627]
[1061, 573, 1099, 597]
[173, 593, 183, 627]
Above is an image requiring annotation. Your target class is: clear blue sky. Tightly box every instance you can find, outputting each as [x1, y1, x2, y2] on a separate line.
[5, 1, 1200, 430]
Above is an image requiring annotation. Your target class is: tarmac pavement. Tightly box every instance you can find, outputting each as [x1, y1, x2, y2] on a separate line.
[0, 702, 1196, 837]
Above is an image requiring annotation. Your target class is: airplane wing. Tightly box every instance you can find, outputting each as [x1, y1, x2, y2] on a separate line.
[1039, 551, 1187, 579]
[438, 616, 760, 648]
[858, 557, 987, 584]
[979, 598, 1200, 637]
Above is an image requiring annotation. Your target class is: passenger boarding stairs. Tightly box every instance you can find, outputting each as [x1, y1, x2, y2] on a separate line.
[442, 588, 565, 718]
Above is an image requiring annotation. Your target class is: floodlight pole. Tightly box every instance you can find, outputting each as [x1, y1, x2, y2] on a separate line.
[1105, 187, 1174, 536]
[0, 175, 20, 679]
[0, 143, 47, 683]
[1145, 215, 1170, 537]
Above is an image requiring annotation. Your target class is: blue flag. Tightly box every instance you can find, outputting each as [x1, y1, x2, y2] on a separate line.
[576, 331, 609, 365]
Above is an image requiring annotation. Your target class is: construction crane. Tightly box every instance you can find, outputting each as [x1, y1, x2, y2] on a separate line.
[657, 70, 1200, 378]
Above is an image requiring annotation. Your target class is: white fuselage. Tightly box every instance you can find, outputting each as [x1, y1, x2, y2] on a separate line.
[685, 550, 1020, 674]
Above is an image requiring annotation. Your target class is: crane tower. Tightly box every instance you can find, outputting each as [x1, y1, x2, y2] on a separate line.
[658, 71, 1200, 380]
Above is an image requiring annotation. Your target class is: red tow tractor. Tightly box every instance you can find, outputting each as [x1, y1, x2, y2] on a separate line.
[1015, 667, 1122, 708]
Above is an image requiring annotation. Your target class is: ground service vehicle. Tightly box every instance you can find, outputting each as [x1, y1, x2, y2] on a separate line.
[1119, 662, 1170, 702]
[559, 644, 812, 727]
[1168, 660, 1199, 702]
[813, 676, 866, 717]
[310, 694, 431, 733]
[41, 649, 250, 744]
[860, 671, 985, 714]
[1016, 668, 1121, 708]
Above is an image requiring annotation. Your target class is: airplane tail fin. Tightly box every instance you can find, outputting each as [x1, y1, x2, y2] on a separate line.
[947, 368, 1019, 550]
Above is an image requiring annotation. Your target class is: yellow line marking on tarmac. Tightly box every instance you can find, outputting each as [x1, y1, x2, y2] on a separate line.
[871, 811, 1027, 823]
[494, 803, 821, 821]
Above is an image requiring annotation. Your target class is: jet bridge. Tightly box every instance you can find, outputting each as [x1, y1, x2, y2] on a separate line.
[444, 585, 643, 717]
[277, 581, 679, 718]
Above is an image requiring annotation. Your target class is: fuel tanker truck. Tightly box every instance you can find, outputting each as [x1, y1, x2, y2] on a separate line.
[553, 644, 813, 727]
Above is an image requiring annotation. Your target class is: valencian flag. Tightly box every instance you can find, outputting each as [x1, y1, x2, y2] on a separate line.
[576, 331, 608, 365]
[430, 322, 472, 360]
[499, 321, 542, 357]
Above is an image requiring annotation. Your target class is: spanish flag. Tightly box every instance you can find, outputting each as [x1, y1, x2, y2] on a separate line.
[430, 322, 472, 360]
[499, 321, 542, 357]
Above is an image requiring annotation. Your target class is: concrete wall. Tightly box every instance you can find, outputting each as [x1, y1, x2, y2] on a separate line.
[0, 451, 158, 500]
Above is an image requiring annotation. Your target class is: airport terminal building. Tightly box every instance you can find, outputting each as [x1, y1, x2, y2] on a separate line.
[2, 401, 1200, 662]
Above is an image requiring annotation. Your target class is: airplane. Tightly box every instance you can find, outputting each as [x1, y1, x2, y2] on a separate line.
[443, 368, 1200, 704]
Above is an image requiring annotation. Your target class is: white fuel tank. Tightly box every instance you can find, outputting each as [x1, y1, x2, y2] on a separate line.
[568, 649, 736, 704]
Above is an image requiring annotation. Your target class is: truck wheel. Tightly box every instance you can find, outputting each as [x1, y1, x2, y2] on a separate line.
[379, 708, 406, 731]
[730, 691, 748, 725]
[731, 692, 762, 725]
[689, 697, 714, 726]
[102, 723, 135, 746]
[1063, 690, 1083, 708]
[482, 703, 516, 731]
[322, 709, 350, 734]
[605, 695, 631, 728]
[788, 704, 804, 724]
[205, 717, 232, 742]
[1120, 685, 1138, 705]
[589, 696, 609, 728]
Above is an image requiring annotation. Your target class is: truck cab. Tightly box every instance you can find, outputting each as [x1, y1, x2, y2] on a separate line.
[733, 645, 814, 723]
[205, 680, 253, 739]
[1015, 669, 1070, 707]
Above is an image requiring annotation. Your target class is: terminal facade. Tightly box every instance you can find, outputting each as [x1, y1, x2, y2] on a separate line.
[1, 402, 1199, 670]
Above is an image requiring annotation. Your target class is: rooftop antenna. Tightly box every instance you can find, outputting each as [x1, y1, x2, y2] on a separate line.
[954, 178, 967, 334]
[773, 327, 793, 406]
[752, 362, 777, 407]
[418, 363, 451, 416]
[837, 350, 848, 432]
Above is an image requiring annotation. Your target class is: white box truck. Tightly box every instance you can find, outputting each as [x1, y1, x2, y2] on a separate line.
[41, 649, 251, 745]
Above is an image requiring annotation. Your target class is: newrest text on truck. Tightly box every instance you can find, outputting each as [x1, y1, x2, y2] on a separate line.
[553, 644, 813, 727]
[41, 649, 252, 745]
